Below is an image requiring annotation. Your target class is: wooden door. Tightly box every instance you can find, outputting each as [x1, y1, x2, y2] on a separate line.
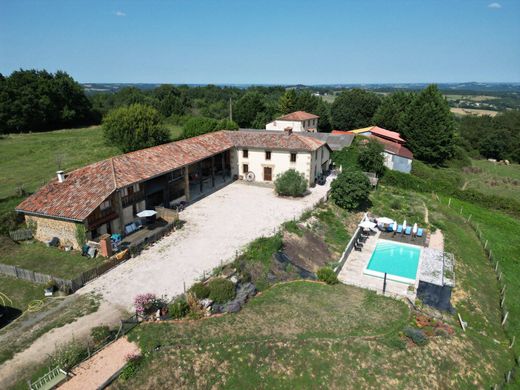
[263, 167, 272, 181]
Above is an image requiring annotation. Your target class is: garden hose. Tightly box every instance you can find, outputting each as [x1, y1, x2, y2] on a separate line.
[27, 299, 45, 312]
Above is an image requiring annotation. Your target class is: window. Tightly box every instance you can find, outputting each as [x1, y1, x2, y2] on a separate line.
[290, 153, 297, 162]
[121, 187, 128, 197]
[265, 151, 271, 160]
[168, 169, 183, 182]
[100, 200, 111, 211]
[133, 183, 140, 192]
[243, 164, 249, 174]
[243, 149, 248, 158]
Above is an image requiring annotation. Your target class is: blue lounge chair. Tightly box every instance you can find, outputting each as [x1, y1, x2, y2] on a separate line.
[417, 228, 424, 237]
[405, 226, 412, 235]
[396, 225, 403, 234]
[387, 225, 394, 232]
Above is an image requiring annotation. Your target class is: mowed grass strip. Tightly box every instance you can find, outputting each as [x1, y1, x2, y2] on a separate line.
[0, 125, 184, 199]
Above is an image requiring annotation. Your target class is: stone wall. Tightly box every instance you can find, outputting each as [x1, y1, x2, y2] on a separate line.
[26, 215, 82, 249]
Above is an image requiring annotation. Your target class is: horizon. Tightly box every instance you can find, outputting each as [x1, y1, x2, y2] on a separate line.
[2, 0, 520, 84]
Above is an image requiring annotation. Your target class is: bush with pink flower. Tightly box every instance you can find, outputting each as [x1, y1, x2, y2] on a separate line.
[134, 293, 157, 315]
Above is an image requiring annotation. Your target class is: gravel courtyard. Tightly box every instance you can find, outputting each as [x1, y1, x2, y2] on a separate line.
[79, 180, 331, 309]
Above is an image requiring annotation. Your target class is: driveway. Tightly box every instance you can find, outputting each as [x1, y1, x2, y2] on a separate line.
[79, 180, 331, 309]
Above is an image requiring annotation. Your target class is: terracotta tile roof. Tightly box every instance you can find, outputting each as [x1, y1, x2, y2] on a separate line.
[16, 131, 235, 221]
[16, 160, 117, 221]
[113, 131, 234, 188]
[16, 130, 327, 221]
[277, 111, 319, 121]
[228, 130, 326, 151]
[369, 136, 414, 159]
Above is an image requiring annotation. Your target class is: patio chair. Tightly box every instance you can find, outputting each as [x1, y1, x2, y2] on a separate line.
[417, 228, 424, 237]
[396, 225, 403, 234]
[358, 235, 367, 243]
[386, 225, 394, 233]
[405, 226, 412, 235]
[355, 239, 364, 247]
[354, 242, 362, 251]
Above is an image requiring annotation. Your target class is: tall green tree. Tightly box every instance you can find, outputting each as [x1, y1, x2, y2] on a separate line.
[233, 92, 268, 128]
[400, 85, 455, 165]
[330, 89, 381, 130]
[0, 69, 94, 133]
[372, 91, 415, 132]
[103, 104, 170, 153]
[278, 89, 297, 114]
[330, 171, 371, 210]
[357, 139, 385, 176]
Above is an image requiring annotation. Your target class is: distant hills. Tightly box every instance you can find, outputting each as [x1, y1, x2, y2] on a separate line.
[82, 82, 520, 94]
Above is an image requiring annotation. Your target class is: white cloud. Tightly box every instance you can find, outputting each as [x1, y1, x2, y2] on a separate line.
[488, 2, 502, 8]
[115, 10, 126, 17]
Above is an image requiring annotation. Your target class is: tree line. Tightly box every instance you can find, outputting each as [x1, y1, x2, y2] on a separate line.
[2, 69, 518, 166]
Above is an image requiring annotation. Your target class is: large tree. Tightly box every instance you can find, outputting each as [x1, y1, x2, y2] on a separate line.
[330, 170, 371, 210]
[102, 104, 170, 153]
[330, 89, 381, 130]
[400, 85, 455, 165]
[357, 138, 385, 176]
[372, 91, 415, 132]
[0, 69, 94, 133]
[278, 89, 297, 114]
[233, 92, 268, 128]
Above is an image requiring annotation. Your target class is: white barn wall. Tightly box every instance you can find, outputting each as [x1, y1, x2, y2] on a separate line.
[265, 118, 318, 132]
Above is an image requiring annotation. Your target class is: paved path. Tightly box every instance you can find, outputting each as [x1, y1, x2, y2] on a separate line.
[79, 180, 331, 309]
[59, 337, 139, 390]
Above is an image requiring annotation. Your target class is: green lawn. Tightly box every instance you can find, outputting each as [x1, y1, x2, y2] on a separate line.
[0, 125, 184, 199]
[0, 238, 105, 280]
[117, 274, 510, 389]
[0, 275, 44, 312]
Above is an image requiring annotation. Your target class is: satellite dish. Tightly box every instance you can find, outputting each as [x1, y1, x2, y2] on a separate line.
[245, 172, 255, 182]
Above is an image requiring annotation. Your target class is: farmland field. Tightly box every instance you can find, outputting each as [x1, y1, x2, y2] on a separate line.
[462, 159, 520, 202]
[0, 125, 183, 199]
[450, 107, 498, 117]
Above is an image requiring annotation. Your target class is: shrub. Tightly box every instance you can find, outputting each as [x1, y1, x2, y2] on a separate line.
[120, 353, 142, 381]
[404, 327, 428, 346]
[274, 169, 308, 197]
[188, 282, 210, 299]
[169, 297, 190, 319]
[207, 278, 235, 304]
[317, 267, 339, 285]
[52, 340, 88, 370]
[330, 171, 371, 210]
[357, 138, 385, 176]
[133, 293, 157, 315]
[91, 326, 111, 344]
[103, 104, 170, 153]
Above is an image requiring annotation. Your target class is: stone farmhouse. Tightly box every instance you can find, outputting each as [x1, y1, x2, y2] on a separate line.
[265, 111, 319, 133]
[16, 129, 331, 249]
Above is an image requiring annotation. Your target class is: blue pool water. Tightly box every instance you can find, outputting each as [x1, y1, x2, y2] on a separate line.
[366, 241, 421, 281]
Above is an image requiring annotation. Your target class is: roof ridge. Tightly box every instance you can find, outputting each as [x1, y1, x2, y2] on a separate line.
[110, 157, 118, 189]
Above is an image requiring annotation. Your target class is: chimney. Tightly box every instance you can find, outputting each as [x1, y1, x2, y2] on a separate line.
[56, 170, 65, 183]
[284, 127, 293, 135]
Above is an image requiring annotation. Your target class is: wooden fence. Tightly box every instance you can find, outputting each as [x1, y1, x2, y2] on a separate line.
[0, 255, 124, 292]
[441, 195, 519, 387]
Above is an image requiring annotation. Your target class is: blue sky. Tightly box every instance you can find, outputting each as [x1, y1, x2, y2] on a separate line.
[1, 0, 519, 84]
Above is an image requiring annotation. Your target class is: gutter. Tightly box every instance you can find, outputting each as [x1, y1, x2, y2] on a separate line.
[15, 209, 85, 223]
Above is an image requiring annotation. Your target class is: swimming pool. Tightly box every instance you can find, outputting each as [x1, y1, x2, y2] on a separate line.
[364, 240, 422, 284]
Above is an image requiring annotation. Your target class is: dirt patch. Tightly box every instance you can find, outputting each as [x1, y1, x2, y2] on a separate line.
[283, 230, 333, 272]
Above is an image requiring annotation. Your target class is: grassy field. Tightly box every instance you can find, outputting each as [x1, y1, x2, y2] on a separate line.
[0, 237, 105, 280]
[0, 125, 184, 199]
[462, 159, 520, 202]
[115, 279, 510, 389]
